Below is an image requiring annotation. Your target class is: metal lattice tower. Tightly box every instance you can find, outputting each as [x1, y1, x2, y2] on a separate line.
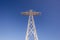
[21, 10, 40, 40]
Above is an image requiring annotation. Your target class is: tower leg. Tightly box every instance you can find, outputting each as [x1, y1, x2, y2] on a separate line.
[25, 16, 38, 40]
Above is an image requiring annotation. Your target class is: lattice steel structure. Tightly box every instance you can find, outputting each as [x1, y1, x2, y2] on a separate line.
[21, 10, 40, 40]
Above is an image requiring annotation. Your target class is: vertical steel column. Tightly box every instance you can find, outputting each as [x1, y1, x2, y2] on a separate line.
[25, 15, 38, 40]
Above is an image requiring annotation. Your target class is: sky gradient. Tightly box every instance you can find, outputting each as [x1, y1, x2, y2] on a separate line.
[0, 0, 60, 40]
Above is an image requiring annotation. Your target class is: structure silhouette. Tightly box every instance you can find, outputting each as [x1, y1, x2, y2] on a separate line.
[22, 10, 40, 40]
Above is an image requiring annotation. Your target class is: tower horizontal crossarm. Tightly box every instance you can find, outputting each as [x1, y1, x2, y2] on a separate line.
[21, 10, 41, 16]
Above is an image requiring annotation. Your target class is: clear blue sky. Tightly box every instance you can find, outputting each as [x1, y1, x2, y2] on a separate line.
[0, 0, 60, 40]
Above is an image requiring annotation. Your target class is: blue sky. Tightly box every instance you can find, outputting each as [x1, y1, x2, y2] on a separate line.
[0, 0, 60, 40]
